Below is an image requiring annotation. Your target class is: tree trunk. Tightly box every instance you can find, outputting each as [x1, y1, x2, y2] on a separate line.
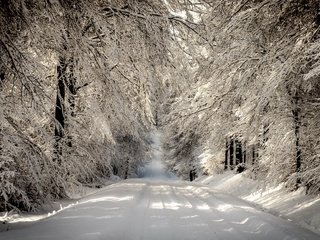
[124, 158, 130, 179]
[66, 56, 76, 148]
[52, 55, 70, 198]
[293, 94, 301, 188]
[252, 145, 256, 165]
[235, 140, 242, 165]
[233, 138, 236, 169]
[53, 54, 77, 160]
[229, 138, 234, 169]
[225, 139, 230, 170]
[242, 141, 246, 164]
[286, 83, 302, 188]
[189, 169, 196, 181]
[53, 56, 67, 164]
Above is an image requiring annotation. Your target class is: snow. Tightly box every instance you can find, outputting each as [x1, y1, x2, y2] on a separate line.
[1, 134, 319, 240]
[0, 179, 319, 240]
[196, 171, 320, 235]
[0, 178, 319, 239]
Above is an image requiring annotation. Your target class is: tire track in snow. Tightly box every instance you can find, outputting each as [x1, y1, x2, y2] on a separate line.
[119, 182, 151, 240]
[185, 186, 312, 240]
[173, 185, 237, 240]
[144, 183, 178, 239]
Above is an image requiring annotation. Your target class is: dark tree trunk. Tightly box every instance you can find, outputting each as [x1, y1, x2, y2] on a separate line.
[189, 169, 196, 181]
[235, 140, 242, 165]
[67, 57, 76, 115]
[293, 94, 301, 188]
[124, 158, 130, 179]
[154, 110, 158, 126]
[224, 139, 230, 170]
[286, 83, 302, 189]
[235, 140, 246, 173]
[243, 141, 246, 164]
[53, 56, 67, 164]
[230, 138, 234, 169]
[53, 54, 77, 159]
[66, 56, 76, 148]
[112, 165, 118, 175]
[252, 145, 256, 165]
[51, 55, 70, 198]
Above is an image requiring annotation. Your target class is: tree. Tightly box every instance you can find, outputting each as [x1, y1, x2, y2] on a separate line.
[0, 0, 205, 211]
[162, 0, 320, 192]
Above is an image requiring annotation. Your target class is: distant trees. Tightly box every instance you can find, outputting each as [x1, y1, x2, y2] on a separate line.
[224, 138, 246, 172]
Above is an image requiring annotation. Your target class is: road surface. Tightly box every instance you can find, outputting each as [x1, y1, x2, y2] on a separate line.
[0, 179, 319, 240]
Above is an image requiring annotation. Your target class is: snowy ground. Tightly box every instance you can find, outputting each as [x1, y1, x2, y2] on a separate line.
[0, 179, 319, 240]
[1, 131, 319, 239]
[196, 171, 320, 235]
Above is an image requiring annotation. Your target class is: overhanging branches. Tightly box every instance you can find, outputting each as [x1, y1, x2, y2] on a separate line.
[100, 5, 213, 47]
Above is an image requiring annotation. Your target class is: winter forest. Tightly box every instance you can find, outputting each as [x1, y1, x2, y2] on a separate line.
[1, 0, 320, 217]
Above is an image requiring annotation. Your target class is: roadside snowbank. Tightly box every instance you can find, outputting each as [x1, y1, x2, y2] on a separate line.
[195, 171, 320, 234]
[0, 179, 118, 231]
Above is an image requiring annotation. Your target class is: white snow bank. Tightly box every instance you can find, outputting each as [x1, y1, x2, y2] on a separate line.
[0, 180, 117, 231]
[195, 171, 320, 234]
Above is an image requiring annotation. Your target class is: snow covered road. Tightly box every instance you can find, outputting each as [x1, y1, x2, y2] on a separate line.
[1, 179, 319, 240]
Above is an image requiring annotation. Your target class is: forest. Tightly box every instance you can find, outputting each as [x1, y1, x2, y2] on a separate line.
[1, 0, 320, 212]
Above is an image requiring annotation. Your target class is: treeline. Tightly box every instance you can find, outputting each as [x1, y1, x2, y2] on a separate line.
[163, 0, 320, 193]
[0, 0, 190, 211]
